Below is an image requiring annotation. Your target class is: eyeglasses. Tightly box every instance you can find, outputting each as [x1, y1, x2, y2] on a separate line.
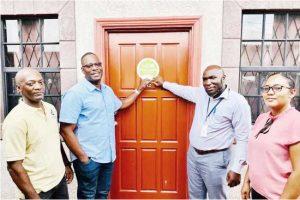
[255, 118, 274, 139]
[260, 85, 291, 93]
[82, 62, 102, 69]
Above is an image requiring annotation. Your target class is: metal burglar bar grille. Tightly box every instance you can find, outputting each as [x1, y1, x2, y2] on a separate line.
[1, 16, 61, 114]
[240, 12, 300, 122]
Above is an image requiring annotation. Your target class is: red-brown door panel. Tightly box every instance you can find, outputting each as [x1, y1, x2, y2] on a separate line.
[109, 32, 189, 199]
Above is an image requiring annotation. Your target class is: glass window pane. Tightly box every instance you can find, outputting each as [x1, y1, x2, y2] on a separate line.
[2, 17, 61, 116]
[4, 45, 22, 67]
[287, 14, 300, 39]
[4, 20, 20, 43]
[292, 97, 300, 111]
[240, 13, 300, 122]
[285, 41, 300, 66]
[5, 72, 21, 113]
[245, 97, 259, 123]
[44, 96, 61, 112]
[258, 96, 269, 115]
[242, 72, 270, 122]
[264, 14, 286, 39]
[42, 19, 59, 42]
[21, 19, 40, 43]
[242, 14, 263, 39]
[7, 96, 21, 113]
[241, 42, 262, 66]
[288, 72, 300, 96]
[42, 72, 61, 95]
[6, 72, 18, 95]
[244, 96, 268, 123]
[262, 41, 285, 66]
[42, 72, 61, 112]
[240, 71, 259, 95]
[22, 44, 42, 67]
[42, 45, 60, 68]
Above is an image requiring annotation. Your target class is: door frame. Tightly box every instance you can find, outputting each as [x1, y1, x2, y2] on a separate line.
[94, 16, 202, 198]
[95, 16, 202, 86]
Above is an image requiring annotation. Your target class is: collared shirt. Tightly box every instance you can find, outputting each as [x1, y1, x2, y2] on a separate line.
[3, 101, 65, 198]
[163, 81, 251, 173]
[248, 108, 300, 199]
[59, 79, 122, 163]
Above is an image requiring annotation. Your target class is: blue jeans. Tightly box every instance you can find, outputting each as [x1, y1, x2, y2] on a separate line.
[73, 159, 114, 199]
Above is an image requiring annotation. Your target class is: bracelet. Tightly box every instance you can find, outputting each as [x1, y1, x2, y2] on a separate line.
[134, 89, 140, 95]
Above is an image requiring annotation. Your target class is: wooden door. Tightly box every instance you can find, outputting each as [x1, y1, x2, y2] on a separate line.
[108, 32, 189, 199]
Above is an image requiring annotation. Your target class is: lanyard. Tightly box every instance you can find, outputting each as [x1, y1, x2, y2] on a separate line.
[205, 98, 224, 121]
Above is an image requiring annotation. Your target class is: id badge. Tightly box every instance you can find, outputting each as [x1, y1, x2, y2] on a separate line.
[200, 122, 208, 137]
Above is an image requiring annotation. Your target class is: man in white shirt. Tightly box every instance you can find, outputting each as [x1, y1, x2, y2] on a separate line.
[154, 65, 251, 199]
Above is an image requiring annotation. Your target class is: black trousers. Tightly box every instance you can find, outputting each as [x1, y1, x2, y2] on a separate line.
[26, 176, 69, 199]
[251, 188, 267, 199]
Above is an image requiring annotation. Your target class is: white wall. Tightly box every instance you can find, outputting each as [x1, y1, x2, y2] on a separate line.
[75, 0, 223, 80]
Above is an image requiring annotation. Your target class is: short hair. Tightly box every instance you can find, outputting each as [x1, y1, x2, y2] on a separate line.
[15, 68, 41, 86]
[81, 52, 97, 65]
[265, 72, 295, 89]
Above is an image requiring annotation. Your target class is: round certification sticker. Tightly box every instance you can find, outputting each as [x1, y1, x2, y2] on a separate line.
[137, 58, 160, 80]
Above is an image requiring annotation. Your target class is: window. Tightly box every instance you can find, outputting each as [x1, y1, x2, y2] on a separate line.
[1, 16, 61, 114]
[240, 11, 300, 122]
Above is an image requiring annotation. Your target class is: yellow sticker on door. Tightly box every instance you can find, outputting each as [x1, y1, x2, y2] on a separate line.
[137, 58, 160, 80]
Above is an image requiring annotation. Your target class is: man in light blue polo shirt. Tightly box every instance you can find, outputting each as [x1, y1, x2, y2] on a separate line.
[59, 52, 150, 199]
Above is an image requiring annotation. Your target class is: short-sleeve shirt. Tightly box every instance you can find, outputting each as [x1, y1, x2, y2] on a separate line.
[248, 107, 300, 199]
[2, 101, 65, 198]
[59, 79, 122, 163]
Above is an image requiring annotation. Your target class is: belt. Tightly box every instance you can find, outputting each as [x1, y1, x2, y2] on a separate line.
[193, 147, 228, 155]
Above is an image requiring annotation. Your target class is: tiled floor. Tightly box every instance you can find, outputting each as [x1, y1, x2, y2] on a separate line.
[1, 141, 245, 199]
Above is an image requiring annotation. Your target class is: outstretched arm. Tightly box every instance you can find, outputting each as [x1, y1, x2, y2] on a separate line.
[120, 79, 151, 109]
[153, 76, 200, 103]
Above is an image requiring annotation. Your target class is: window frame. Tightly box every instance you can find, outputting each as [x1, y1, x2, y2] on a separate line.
[240, 11, 300, 122]
[1, 15, 61, 115]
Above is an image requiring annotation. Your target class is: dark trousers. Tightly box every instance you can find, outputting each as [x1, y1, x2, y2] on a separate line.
[26, 177, 69, 199]
[251, 188, 267, 199]
[73, 159, 114, 199]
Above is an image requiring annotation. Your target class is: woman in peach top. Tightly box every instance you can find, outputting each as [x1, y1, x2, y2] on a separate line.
[241, 73, 300, 199]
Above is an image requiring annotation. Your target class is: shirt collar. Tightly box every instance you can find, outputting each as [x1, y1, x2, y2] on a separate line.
[19, 100, 45, 112]
[268, 106, 294, 120]
[214, 85, 230, 100]
[82, 78, 107, 92]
